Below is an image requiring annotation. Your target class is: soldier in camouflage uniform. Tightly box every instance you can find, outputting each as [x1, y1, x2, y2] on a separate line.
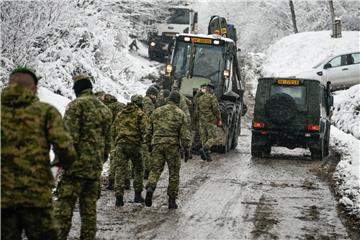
[95, 91, 127, 190]
[145, 91, 191, 209]
[143, 85, 159, 179]
[1, 67, 77, 240]
[196, 83, 223, 161]
[112, 95, 148, 206]
[156, 89, 170, 108]
[54, 74, 112, 240]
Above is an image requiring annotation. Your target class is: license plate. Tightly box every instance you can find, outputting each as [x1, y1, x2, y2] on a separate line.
[277, 79, 300, 85]
[191, 38, 213, 44]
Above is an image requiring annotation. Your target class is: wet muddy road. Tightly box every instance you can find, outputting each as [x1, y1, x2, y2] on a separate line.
[68, 129, 351, 240]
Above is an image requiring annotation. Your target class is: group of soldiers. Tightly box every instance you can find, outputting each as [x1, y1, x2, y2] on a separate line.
[1, 67, 223, 240]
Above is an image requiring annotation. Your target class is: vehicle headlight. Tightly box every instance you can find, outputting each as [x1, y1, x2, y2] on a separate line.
[150, 41, 156, 47]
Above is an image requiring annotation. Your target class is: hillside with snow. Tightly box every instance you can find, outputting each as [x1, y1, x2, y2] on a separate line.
[1, 0, 179, 102]
[262, 31, 360, 77]
[261, 30, 360, 219]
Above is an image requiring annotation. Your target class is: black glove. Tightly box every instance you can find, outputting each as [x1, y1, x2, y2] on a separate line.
[184, 149, 190, 163]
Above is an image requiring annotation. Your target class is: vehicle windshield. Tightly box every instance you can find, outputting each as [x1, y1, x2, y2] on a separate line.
[166, 8, 190, 24]
[173, 41, 225, 90]
[271, 85, 306, 105]
[313, 55, 331, 69]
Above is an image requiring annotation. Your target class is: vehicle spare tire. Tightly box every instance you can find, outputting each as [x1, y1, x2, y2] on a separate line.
[265, 93, 297, 124]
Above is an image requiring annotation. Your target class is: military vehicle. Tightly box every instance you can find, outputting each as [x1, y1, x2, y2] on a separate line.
[165, 16, 246, 153]
[251, 78, 333, 160]
[148, 6, 198, 61]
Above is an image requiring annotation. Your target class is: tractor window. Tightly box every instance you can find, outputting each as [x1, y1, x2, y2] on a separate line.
[173, 41, 225, 94]
[270, 85, 306, 105]
[167, 8, 190, 24]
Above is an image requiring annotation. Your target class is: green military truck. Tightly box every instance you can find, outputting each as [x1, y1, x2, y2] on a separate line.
[165, 30, 246, 152]
[251, 78, 334, 160]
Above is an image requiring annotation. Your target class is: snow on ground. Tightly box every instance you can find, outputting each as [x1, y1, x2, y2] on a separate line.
[332, 85, 360, 139]
[262, 31, 360, 77]
[37, 87, 70, 116]
[330, 126, 360, 218]
[261, 30, 360, 218]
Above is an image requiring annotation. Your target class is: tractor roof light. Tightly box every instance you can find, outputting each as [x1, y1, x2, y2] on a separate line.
[166, 64, 173, 76]
[223, 69, 230, 80]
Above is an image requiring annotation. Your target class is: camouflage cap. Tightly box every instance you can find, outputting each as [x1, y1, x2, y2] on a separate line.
[146, 86, 159, 96]
[168, 91, 181, 104]
[73, 74, 90, 82]
[131, 94, 143, 105]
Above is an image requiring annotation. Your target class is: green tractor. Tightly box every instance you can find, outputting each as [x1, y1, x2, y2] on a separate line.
[165, 17, 246, 153]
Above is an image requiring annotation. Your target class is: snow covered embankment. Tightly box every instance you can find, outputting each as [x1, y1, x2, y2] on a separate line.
[332, 85, 360, 139]
[330, 127, 360, 218]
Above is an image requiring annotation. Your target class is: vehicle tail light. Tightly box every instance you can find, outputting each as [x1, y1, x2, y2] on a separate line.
[307, 125, 320, 131]
[260, 130, 268, 135]
[253, 122, 266, 129]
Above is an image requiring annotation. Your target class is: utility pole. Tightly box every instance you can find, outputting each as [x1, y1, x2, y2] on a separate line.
[329, 0, 336, 36]
[289, 0, 298, 33]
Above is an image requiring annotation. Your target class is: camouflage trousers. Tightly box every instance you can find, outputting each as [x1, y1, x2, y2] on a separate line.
[54, 176, 100, 240]
[142, 143, 152, 174]
[199, 121, 218, 149]
[109, 149, 133, 183]
[146, 144, 181, 199]
[1, 207, 57, 240]
[114, 144, 143, 196]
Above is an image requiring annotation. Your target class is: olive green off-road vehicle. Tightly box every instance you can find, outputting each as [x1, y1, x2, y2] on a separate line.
[251, 78, 334, 160]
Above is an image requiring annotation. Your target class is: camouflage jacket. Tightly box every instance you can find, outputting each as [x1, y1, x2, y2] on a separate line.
[102, 94, 125, 122]
[196, 92, 221, 123]
[1, 84, 76, 208]
[143, 96, 155, 118]
[145, 102, 191, 149]
[111, 103, 147, 146]
[64, 89, 112, 179]
[179, 92, 191, 123]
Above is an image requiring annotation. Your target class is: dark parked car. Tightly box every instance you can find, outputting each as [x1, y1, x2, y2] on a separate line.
[251, 77, 333, 160]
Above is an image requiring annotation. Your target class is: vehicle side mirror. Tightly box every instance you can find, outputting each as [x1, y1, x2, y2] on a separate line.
[328, 95, 334, 107]
[316, 71, 323, 76]
[242, 103, 247, 116]
[324, 63, 331, 69]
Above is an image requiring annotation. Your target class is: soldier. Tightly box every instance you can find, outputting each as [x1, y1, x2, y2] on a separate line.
[196, 83, 223, 161]
[156, 89, 170, 108]
[1, 67, 76, 240]
[54, 74, 112, 240]
[95, 91, 127, 190]
[143, 85, 159, 179]
[112, 95, 148, 206]
[145, 91, 191, 209]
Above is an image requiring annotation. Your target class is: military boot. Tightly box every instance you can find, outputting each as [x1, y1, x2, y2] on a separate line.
[204, 147, 212, 162]
[115, 195, 124, 207]
[134, 191, 144, 203]
[144, 169, 150, 180]
[200, 148, 207, 161]
[168, 198, 178, 209]
[145, 187, 154, 207]
[107, 178, 114, 190]
[124, 179, 131, 190]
